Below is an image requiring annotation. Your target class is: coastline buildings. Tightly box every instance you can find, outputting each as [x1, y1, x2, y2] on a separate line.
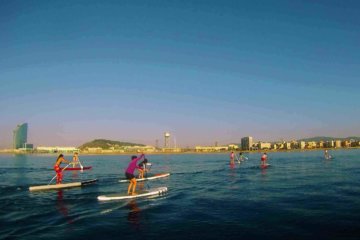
[241, 136, 253, 151]
[13, 123, 28, 149]
[3, 124, 360, 153]
[195, 145, 228, 152]
[36, 146, 79, 153]
[259, 142, 271, 150]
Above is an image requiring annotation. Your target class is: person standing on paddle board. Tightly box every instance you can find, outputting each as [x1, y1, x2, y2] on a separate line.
[239, 152, 244, 162]
[324, 149, 331, 159]
[72, 152, 79, 167]
[54, 154, 70, 184]
[261, 153, 268, 166]
[125, 154, 145, 195]
[230, 151, 235, 166]
[138, 158, 148, 179]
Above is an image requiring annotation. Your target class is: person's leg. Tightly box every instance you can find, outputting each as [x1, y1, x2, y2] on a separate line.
[59, 172, 63, 184]
[55, 166, 61, 184]
[128, 180, 133, 194]
[131, 179, 137, 194]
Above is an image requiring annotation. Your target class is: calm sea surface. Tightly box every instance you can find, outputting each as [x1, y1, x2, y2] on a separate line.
[1, 150, 360, 240]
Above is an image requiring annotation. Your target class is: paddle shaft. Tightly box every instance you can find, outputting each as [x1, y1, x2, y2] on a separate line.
[235, 154, 241, 163]
[77, 158, 84, 170]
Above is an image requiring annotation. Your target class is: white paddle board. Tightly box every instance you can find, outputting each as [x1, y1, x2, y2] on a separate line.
[98, 187, 168, 201]
[119, 173, 170, 183]
[29, 179, 98, 191]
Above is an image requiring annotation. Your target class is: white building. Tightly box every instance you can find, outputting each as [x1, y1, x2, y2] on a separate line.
[259, 142, 271, 150]
[36, 146, 79, 153]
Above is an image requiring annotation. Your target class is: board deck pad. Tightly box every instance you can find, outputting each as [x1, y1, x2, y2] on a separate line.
[119, 173, 170, 183]
[98, 187, 168, 201]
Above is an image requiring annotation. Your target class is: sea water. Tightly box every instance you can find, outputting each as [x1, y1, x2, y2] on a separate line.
[0, 150, 360, 240]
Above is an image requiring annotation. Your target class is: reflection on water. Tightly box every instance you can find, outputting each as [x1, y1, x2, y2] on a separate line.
[229, 163, 235, 169]
[56, 190, 73, 224]
[127, 200, 141, 227]
[14, 154, 29, 185]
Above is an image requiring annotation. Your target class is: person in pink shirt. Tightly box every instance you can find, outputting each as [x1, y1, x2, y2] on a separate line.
[125, 153, 145, 195]
[230, 151, 235, 166]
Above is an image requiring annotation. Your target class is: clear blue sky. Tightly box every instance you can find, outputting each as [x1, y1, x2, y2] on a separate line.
[1, 0, 359, 148]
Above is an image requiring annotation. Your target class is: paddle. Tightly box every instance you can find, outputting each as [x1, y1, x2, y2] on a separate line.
[48, 163, 70, 185]
[235, 154, 241, 164]
[144, 162, 152, 189]
[77, 158, 84, 171]
[145, 163, 152, 175]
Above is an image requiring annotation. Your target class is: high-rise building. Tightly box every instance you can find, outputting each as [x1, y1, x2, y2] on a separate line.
[13, 123, 28, 149]
[241, 136, 253, 150]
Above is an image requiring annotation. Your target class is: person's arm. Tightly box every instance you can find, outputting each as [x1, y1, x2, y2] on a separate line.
[131, 154, 145, 170]
[135, 154, 145, 164]
[62, 158, 70, 164]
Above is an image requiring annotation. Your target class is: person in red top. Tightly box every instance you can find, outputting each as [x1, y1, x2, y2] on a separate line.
[125, 154, 145, 195]
[261, 153, 267, 166]
[54, 154, 70, 184]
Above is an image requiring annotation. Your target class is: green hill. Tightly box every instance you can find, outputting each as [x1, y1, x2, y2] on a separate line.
[79, 139, 145, 150]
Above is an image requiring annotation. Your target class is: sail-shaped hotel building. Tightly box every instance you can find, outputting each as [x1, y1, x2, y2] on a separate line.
[13, 123, 28, 149]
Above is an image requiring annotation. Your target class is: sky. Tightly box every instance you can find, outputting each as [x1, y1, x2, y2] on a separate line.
[1, 0, 360, 148]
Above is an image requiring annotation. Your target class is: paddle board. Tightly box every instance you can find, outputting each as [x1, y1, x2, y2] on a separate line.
[260, 164, 270, 169]
[118, 173, 170, 183]
[29, 179, 98, 191]
[98, 187, 168, 201]
[60, 166, 92, 171]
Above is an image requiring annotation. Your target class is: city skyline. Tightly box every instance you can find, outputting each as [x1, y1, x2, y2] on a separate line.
[1, 1, 360, 148]
[0, 122, 359, 150]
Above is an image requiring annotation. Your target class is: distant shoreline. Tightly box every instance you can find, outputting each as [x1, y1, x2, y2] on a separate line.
[0, 147, 359, 156]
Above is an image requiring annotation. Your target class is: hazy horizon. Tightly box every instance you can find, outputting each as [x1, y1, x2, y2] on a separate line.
[1, 1, 359, 148]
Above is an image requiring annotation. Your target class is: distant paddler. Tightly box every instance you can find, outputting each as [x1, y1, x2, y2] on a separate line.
[324, 149, 331, 159]
[54, 154, 70, 184]
[230, 151, 235, 166]
[261, 152, 268, 166]
[238, 152, 248, 163]
[71, 152, 83, 169]
[125, 154, 145, 195]
[138, 158, 150, 179]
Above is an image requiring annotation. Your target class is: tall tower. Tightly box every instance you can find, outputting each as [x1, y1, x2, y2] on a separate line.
[13, 123, 28, 149]
[241, 136, 253, 151]
[164, 132, 170, 148]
